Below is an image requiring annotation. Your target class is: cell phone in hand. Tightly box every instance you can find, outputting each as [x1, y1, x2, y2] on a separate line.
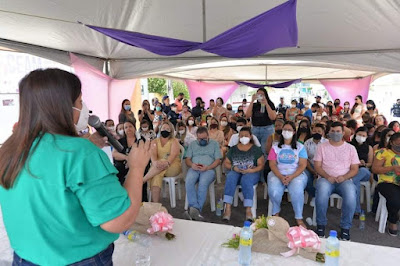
[197, 164, 204, 167]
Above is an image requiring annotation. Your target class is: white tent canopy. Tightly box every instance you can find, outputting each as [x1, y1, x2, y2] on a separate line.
[1, 0, 400, 80]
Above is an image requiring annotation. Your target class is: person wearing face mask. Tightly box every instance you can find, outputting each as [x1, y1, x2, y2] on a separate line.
[174, 92, 185, 113]
[105, 119, 115, 132]
[314, 122, 359, 240]
[351, 95, 366, 126]
[175, 122, 196, 149]
[371, 125, 387, 148]
[115, 123, 125, 139]
[246, 88, 276, 155]
[296, 120, 312, 144]
[143, 122, 181, 203]
[208, 117, 225, 154]
[372, 132, 400, 236]
[220, 115, 234, 147]
[286, 99, 300, 122]
[267, 121, 308, 227]
[222, 127, 264, 221]
[167, 103, 180, 127]
[226, 103, 235, 117]
[236, 106, 245, 118]
[161, 95, 171, 114]
[388, 121, 400, 133]
[118, 99, 137, 126]
[365, 99, 378, 118]
[138, 100, 155, 129]
[349, 127, 373, 217]
[212, 97, 229, 121]
[373, 128, 393, 154]
[390, 99, 400, 118]
[184, 127, 222, 221]
[265, 119, 284, 155]
[153, 102, 166, 134]
[304, 124, 328, 204]
[139, 120, 156, 141]
[333, 98, 343, 115]
[303, 101, 313, 121]
[191, 97, 204, 119]
[179, 105, 192, 124]
[186, 115, 198, 135]
[0, 69, 152, 265]
[342, 101, 351, 114]
[228, 118, 261, 148]
[362, 112, 372, 125]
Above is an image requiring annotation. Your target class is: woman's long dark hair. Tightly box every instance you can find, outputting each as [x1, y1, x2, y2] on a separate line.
[296, 119, 311, 141]
[378, 128, 395, 149]
[387, 132, 400, 150]
[278, 121, 297, 149]
[0, 69, 81, 189]
[351, 95, 362, 115]
[120, 99, 130, 113]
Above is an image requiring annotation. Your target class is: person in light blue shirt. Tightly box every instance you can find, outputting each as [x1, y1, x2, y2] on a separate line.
[184, 127, 222, 221]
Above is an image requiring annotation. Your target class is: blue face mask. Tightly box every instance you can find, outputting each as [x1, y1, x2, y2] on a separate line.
[124, 105, 131, 111]
[198, 139, 208, 146]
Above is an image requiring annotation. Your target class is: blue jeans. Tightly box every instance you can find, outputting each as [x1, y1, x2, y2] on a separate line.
[315, 178, 356, 229]
[304, 169, 316, 198]
[267, 171, 308, 219]
[352, 167, 371, 213]
[186, 168, 215, 211]
[251, 125, 274, 155]
[223, 171, 260, 207]
[13, 244, 114, 266]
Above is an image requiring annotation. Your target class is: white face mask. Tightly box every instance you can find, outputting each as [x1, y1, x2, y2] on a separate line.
[239, 136, 251, 145]
[72, 102, 89, 132]
[236, 126, 243, 132]
[107, 126, 114, 131]
[117, 130, 125, 136]
[221, 121, 228, 127]
[178, 130, 185, 135]
[355, 135, 367, 144]
[282, 130, 294, 140]
[188, 120, 194, 126]
[305, 104, 310, 108]
[344, 104, 350, 108]
[171, 107, 177, 112]
[142, 127, 148, 132]
[291, 104, 296, 108]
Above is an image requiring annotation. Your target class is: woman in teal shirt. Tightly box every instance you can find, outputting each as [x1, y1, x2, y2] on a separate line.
[0, 69, 151, 265]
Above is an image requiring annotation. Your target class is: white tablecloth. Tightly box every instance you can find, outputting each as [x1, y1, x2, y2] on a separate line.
[1, 208, 399, 266]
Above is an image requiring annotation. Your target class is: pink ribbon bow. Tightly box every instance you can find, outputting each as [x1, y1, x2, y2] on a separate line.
[281, 226, 321, 257]
[147, 212, 174, 234]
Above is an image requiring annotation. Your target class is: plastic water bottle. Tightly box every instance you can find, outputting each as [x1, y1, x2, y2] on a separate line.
[359, 210, 365, 230]
[325, 230, 340, 266]
[123, 230, 139, 241]
[216, 198, 223, 216]
[238, 221, 253, 266]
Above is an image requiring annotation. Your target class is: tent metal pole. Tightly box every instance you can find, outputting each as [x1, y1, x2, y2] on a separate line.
[202, 0, 207, 42]
[265, 65, 268, 83]
[104, 60, 111, 119]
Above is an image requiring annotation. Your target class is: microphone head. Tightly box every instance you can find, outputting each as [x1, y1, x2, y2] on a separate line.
[88, 115, 102, 128]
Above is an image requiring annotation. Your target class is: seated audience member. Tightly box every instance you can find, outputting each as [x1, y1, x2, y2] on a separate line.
[162, 95, 171, 114]
[364, 123, 375, 145]
[138, 99, 154, 128]
[296, 119, 312, 144]
[342, 101, 350, 114]
[143, 122, 181, 203]
[345, 119, 358, 141]
[372, 133, 400, 236]
[208, 117, 225, 148]
[374, 115, 387, 127]
[276, 112, 285, 120]
[304, 123, 327, 203]
[295, 113, 304, 125]
[220, 115, 234, 147]
[267, 121, 308, 227]
[179, 105, 192, 124]
[183, 99, 191, 111]
[222, 127, 264, 221]
[184, 127, 222, 221]
[303, 101, 313, 121]
[286, 100, 300, 122]
[191, 97, 204, 119]
[314, 122, 359, 240]
[175, 121, 196, 149]
[350, 127, 373, 216]
[175, 92, 184, 113]
[115, 123, 125, 139]
[118, 99, 137, 125]
[153, 102, 166, 133]
[373, 128, 394, 153]
[342, 113, 352, 123]
[362, 112, 372, 125]
[265, 119, 284, 154]
[167, 103, 180, 127]
[226, 103, 235, 118]
[139, 120, 156, 141]
[236, 105, 245, 118]
[388, 121, 400, 133]
[371, 125, 387, 147]
[105, 119, 115, 131]
[229, 118, 261, 147]
[313, 104, 327, 122]
[186, 115, 198, 135]
[212, 97, 229, 120]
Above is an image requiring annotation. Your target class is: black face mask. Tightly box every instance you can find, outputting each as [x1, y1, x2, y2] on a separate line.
[161, 130, 170, 138]
[376, 131, 382, 137]
[227, 108, 232, 111]
[334, 102, 339, 106]
[229, 122, 237, 131]
[312, 110, 317, 113]
[312, 133, 322, 140]
[210, 124, 218, 129]
[275, 129, 282, 135]
[299, 127, 308, 133]
[367, 106, 374, 110]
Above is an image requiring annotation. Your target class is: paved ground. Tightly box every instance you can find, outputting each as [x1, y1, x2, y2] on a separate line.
[159, 176, 400, 249]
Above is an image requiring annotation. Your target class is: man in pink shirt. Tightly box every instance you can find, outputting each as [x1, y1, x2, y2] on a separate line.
[174, 92, 184, 113]
[314, 122, 359, 241]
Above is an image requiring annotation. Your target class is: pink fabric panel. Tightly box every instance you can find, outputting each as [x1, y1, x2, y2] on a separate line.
[185, 80, 239, 108]
[70, 53, 111, 120]
[109, 79, 137, 123]
[320, 76, 372, 106]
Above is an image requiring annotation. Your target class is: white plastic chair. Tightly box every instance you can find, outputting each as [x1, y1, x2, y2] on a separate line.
[375, 192, 388, 234]
[360, 181, 372, 213]
[233, 184, 258, 218]
[312, 193, 342, 226]
[216, 164, 222, 184]
[149, 145, 185, 208]
[184, 180, 216, 212]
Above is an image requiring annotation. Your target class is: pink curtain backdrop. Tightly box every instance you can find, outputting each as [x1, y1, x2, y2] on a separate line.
[70, 53, 136, 123]
[320, 76, 372, 106]
[185, 80, 239, 108]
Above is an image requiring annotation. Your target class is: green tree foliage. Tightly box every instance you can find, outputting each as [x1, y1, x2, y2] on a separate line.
[172, 80, 189, 100]
[147, 78, 167, 95]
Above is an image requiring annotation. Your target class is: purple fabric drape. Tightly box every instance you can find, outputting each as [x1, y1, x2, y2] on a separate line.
[86, 0, 297, 58]
[236, 79, 301, 89]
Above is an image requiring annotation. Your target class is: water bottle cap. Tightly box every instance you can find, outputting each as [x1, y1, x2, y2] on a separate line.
[329, 230, 337, 237]
[244, 221, 251, 227]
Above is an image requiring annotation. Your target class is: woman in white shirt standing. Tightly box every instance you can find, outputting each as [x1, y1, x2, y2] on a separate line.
[351, 95, 366, 126]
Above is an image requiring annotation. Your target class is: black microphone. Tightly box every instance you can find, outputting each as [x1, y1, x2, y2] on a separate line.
[88, 115, 125, 153]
